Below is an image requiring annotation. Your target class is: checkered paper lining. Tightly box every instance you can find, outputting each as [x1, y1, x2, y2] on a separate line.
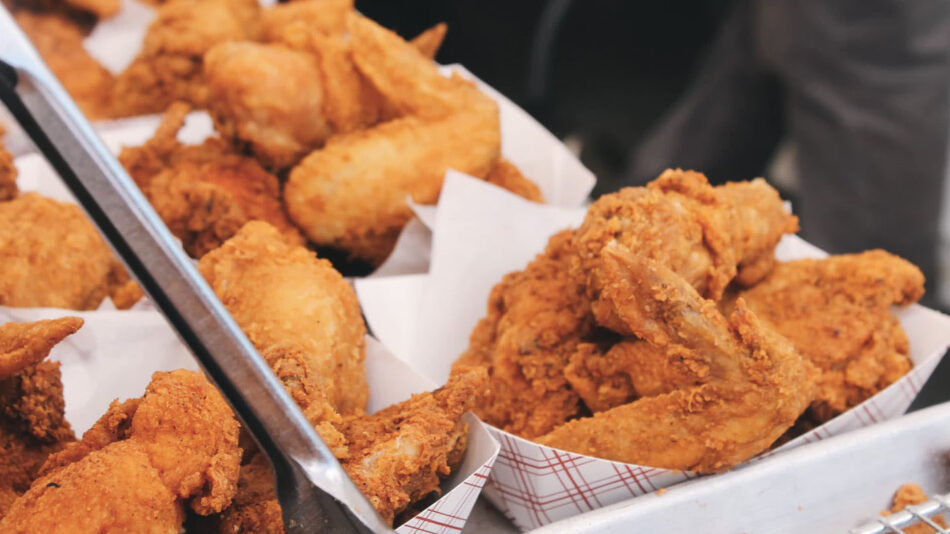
[397, 413, 500, 534]
[480, 342, 945, 531]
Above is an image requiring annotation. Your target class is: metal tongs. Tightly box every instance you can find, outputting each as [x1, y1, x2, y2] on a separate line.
[0, 9, 391, 534]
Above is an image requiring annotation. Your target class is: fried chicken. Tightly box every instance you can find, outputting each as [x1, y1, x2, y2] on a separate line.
[728, 250, 925, 424]
[284, 14, 501, 265]
[484, 158, 544, 203]
[1, 370, 242, 533]
[0, 194, 125, 310]
[0, 318, 81, 518]
[409, 22, 448, 60]
[0, 132, 17, 202]
[884, 483, 946, 534]
[453, 229, 592, 438]
[537, 246, 813, 472]
[215, 367, 487, 530]
[13, 11, 115, 119]
[203, 41, 333, 169]
[198, 221, 368, 456]
[109, 0, 260, 117]
[574, 169, 798, 336]
[119, 103, 304, 258]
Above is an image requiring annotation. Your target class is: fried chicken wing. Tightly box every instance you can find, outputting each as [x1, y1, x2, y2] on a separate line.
[453, 230, 591, 438]
[537, 246, 813, 472]
[574, 169, 798, 336]
[14, 11, 115, 119]
[729, 250, 925, 424]
[198, 221, 368, 456]
[259, 0, 351, 41]
[284, 14, 501, 264]
[216, 367, 487, 530]
[0, 194, 125, 310]
[409, 23, 448, 60]
[1, 370, 242, 533]
[119, 103, 304, 257]
[109, 0, 260, 117]
[0, 318, 81, 518]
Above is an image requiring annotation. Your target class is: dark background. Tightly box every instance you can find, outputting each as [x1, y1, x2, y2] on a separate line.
[357, 0, 950, 410]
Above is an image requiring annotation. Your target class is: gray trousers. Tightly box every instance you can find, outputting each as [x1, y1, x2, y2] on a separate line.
[628, 0, 950, 303]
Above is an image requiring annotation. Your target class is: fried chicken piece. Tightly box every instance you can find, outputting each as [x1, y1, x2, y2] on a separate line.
[216, 367, 487, 530]
[0, 194, 125, 310]
[729, 250, 925, 424]
[883, 483, 947, 534]
[453, 230, 592, 438]
[109, 0, 260, 117]
[198, 222, 368, 456]
[284, 14, 501, 265]
[2, 370, 241, 533]
[260, 0, 351, 41]
[0, 132, 17, 202]
[574, 169, 798, 336]
[14, 11, 115, 118]
[203, 42, 333, 169]
[484, 158, 543, 202]
[409, 22, 448, 60]
[119, 103, 304, 257]
[537, 246, 813, 473]
[0, 318, 81, 518]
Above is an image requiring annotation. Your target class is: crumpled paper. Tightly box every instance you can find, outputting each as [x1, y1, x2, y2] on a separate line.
[356, 173, 950, 531]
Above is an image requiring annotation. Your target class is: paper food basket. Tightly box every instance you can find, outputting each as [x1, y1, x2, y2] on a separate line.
[530, 400, 950, 534]
[357, 173, 950, 531]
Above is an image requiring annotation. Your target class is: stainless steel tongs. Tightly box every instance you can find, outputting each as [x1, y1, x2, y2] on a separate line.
[0, 8, 391, 534]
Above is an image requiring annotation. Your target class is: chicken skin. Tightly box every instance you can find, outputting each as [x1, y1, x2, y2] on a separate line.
[0, 132, 17, 202]
[215, 367, 487, 530]
[1, 369, 242, 533]
[728, 250, 925, 424]
[573, 169, 798, 336]
[0, 318, 81, 518]
[0, 194, 125, 310]
[538, 246, 813, 472]
[109, 0, 260, 117]
[198, 221, 368, 456]
[454, 229, 592, 438]
[284, 14, 502, 265]
[119, 103, 304, 258]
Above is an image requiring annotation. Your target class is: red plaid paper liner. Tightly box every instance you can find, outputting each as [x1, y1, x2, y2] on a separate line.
[397, 413, 500, 534]
[479, 301, 950, 531]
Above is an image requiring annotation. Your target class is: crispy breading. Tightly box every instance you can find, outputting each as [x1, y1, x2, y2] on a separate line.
[730, 250, 925, 423]
[0, 318, 81, 519]
[14, 11, 115, 119]
[0, 194, 124, 310]
[198, 222, 368, 456]
[2, 370, 242, 533]
[454, 230, 591, 438]
[574, 169, 798, 335]
[484, 158, 544, 202]
[215, 368, 487, 530]
[537, 247, 813, 473]
[119, 103, 304, 257]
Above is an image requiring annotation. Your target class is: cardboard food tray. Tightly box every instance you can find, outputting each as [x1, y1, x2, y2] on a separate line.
[0, 305, 499, 534]
[357, 173, 950, 531]
[531, 400, 950, 534]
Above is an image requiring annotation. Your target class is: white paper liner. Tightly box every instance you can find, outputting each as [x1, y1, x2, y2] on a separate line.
[0, 300, 498, 532]
[356, 173, 950, 531]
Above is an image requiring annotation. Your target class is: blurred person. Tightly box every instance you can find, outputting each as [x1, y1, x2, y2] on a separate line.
[627, 0, 950, 306]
